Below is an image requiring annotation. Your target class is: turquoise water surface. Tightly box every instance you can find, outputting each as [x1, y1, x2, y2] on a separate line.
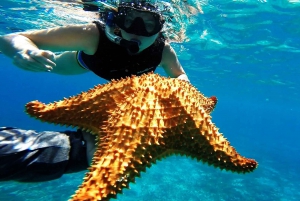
[0, 0, 300, 200]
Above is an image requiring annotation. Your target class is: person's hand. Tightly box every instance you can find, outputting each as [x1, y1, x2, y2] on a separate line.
[13, 49, 56, 72]
[82, 131, 97, 165]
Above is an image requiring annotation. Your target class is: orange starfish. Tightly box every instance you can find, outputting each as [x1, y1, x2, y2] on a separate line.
[25, 73, 257, 201]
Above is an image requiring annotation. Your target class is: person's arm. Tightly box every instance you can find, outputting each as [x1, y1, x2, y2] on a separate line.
[0, 23, 99, 74]
[160, 43, 190, 82]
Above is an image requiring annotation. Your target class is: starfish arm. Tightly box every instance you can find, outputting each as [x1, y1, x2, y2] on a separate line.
[161, 109, 258, 173]
[70, 122, 164, 200]
[25, 81, 135, 133]
[155, 93, 257, 173]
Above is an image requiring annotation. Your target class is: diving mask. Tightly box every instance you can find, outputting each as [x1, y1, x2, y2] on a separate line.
[115, 3, 165, 36]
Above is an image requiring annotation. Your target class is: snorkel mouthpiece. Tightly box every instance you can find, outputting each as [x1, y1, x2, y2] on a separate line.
[105, 11, 140, 54]
[120, 39, 141, 54]
[120, 40, 139, 54]
[124, 39, 140, 54]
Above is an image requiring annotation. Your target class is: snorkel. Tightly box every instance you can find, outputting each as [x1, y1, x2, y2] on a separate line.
[105, 11, 140, 54]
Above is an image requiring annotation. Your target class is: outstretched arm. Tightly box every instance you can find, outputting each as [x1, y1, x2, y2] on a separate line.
[160, 43, 190, 82]
[0, 23, 99, 74]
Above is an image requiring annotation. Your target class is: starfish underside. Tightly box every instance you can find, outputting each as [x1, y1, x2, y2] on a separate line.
[25, 73, 258, 201]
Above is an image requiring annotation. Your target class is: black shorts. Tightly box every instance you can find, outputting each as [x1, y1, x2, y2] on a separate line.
[0, 127, 88, 182]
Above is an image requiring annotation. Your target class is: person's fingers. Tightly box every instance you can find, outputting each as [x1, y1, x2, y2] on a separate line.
[28, 50, 56, 71]
[13, 52, 50, 72]
[40, 50, 56, 69]
[41, 50, 56, 61]
[13, 49, 57, 72]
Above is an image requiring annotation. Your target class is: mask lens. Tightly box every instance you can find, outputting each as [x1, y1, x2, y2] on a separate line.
[124, 9, 156, 32]
[115, 6, 163, 36]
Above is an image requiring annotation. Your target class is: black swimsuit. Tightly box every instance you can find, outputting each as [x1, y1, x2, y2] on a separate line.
[77, 21, 165, 81]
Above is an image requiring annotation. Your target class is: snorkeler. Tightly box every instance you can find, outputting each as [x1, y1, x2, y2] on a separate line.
[0, 0, 190, 181]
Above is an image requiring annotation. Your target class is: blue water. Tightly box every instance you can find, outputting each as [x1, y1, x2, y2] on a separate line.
[0, 0, 300, 200]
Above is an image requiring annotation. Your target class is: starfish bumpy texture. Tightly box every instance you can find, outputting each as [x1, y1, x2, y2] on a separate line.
[25, 73, 257, 201]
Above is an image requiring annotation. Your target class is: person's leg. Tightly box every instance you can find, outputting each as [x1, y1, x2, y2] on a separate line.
[0, 127, 88, 182]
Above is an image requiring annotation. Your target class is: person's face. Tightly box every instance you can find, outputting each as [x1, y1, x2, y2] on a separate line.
[118, 9, 160, 53]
